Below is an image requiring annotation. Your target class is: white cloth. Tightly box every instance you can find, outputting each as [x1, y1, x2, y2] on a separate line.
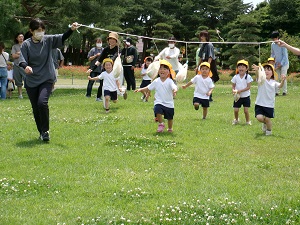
[97, 71, 118, 92]
[255, 79, 281, 108]
[155, 47, 180, 71]
[231, 74, 252, 98]
[147, 77, 177, 108]
[191, 75, 215, 100]
[0, 52, 9, 67]
[141, 67, 151, 81]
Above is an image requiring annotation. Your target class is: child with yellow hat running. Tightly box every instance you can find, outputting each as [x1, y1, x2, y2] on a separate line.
[231, 59, 253, 125]
[135, 59, 178, 133]
[88, 58, 122, 113]
[252, 63, 286, 135]
[182, 62, 214, 119]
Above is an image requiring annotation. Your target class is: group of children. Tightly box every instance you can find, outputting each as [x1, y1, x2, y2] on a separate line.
[88, 55, 285, 136]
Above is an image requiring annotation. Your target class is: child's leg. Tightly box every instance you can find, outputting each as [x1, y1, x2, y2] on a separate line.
[234, 108, 239, 120]
[167, 119, 173, 130]
[194, 103, 200, 110]
[256, 114, 265, 123]
[203, 107, 208, 119]
[244, 107, 250, 122]
[156, 114, 163, 123]
[105, 96, 110, 110]
[265, 117, 272, 131]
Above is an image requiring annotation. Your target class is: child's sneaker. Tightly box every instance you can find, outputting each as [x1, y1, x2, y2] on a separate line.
[167, 128, 173, 133]
[232, 119, 239, 125]
[265, 130, 272, 136]
[157, 123, 165, 133]
[246, 121, 252, 125]
[154, 117, 158, 122]
[262, 123, 267, 133]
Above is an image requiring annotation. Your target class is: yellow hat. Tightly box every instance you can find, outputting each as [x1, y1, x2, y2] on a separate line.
[102, 58, 113, 66]
[200, 62, 210, 69]
[107, 32, 119, 41]
[237, 59, 249, 68]
[262, 63, 278, 80]
[268, 57, 275, 62]
[198, 62, 212, 77]
[160, 59, 176, 79]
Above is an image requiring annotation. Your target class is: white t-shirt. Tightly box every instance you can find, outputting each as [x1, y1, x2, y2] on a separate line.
[97, 71, 118, 92]
[191, 75, 215, 100]
[155, 47, 180, 71]
[141, 67, 151, 81]
[231, 73, 252, 98]
[255, 79, 281, 108]
[147, 77, 177, 108]
[0, 52, 9, 67]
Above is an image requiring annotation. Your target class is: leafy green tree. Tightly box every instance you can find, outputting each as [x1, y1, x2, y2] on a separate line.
[222, 14, 261, 69]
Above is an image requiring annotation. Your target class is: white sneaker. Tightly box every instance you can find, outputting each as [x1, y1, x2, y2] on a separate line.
[265, 130, 272, 136]
[18, 95, 23, 99]
[232, 119, 239, 125]
[262, 123, 267, 133]
[96, 97, 103, 102]
[246, 121, 252, 125]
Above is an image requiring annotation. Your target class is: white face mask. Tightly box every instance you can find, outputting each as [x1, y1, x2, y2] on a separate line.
[96, 43, 102, 48]
[34, 31, 45, 41]
[168, 43, 175, 48]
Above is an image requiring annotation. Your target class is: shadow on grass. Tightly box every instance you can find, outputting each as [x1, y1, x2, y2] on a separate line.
[15, 139, 49, 148]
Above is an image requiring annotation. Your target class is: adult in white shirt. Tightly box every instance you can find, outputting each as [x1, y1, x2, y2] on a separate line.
[155, 37, 180, 75]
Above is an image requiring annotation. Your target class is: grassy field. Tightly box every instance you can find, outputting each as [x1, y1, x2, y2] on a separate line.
[0, 80, 299, 224]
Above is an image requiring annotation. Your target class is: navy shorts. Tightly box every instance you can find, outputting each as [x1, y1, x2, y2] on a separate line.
[255, 104, 274, 118]
[193, 97, 210, 108]
[154, 104, 174, 120]
[233, 96, 251, 108]
[104, 90, 117, 101]
[140, 80, 151, 88]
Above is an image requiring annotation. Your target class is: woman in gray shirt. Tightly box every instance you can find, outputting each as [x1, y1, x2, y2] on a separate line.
[19, 18, 78, 141]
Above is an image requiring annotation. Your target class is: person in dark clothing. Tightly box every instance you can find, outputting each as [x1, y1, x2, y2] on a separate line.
[121, 37, 138, 90]
[19, 18, 79, 141]
[86, 37, 104, 100]
[197, 30, 219, 101]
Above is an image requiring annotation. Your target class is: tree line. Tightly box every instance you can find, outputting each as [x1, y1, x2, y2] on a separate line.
[1, 0, 299, 71]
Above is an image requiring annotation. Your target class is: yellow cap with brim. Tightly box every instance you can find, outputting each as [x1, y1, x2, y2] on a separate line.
[160, 59, 176, 79]
[102, 58, 113, 66]
[268, 57, 275, 62]
[262, 63, 278, 80]
[237, 59, 249, 68]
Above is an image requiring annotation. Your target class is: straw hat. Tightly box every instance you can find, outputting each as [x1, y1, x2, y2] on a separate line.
[107, 32, 119, 41]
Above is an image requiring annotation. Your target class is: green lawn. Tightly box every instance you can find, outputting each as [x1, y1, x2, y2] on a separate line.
[0, 82, 299, 224]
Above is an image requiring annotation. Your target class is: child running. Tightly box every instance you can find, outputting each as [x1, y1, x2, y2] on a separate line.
[88, 58, 122, 113]
[231, 60, 253, 125]
[140, 56, 153, 102]
[252, 63, 286, 135]
[182, 62, 214, 119]
[135, 59, 177, 133]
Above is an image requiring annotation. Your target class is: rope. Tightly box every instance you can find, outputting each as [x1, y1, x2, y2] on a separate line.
[74, 23, 273, 46]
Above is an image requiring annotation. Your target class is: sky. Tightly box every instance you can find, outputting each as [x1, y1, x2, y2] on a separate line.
[243, 0, 264, 7]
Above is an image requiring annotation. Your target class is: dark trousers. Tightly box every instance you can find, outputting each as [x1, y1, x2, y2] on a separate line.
[96, 79, 103, 98]
[123, 66, 136, 90]
[86, 71, 101, 97]
[26, 82, 52, 134]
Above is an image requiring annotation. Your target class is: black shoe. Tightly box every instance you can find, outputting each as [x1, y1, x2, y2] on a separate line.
[282, 93, 287, 96]
[40, 131, 50, 142]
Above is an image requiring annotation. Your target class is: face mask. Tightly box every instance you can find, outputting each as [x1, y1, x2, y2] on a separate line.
[96, 43, 102, 48]
[168, 43, 175, 48]
[34, 31, 45, 41]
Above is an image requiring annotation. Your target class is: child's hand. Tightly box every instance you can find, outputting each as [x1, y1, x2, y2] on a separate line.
[95, 61, 100, 66]
[134, 89, 140, 93]
[232, 89, 238, 95]
[86, 69, 92, 73]
[281, 75, 286, 80]
[173, 90, 177, 97]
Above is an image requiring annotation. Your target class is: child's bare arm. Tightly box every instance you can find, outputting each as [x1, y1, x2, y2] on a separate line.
[182, 81, 192, 89]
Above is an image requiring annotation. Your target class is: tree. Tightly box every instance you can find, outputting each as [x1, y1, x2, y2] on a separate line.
[222, 14, 261, 69]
